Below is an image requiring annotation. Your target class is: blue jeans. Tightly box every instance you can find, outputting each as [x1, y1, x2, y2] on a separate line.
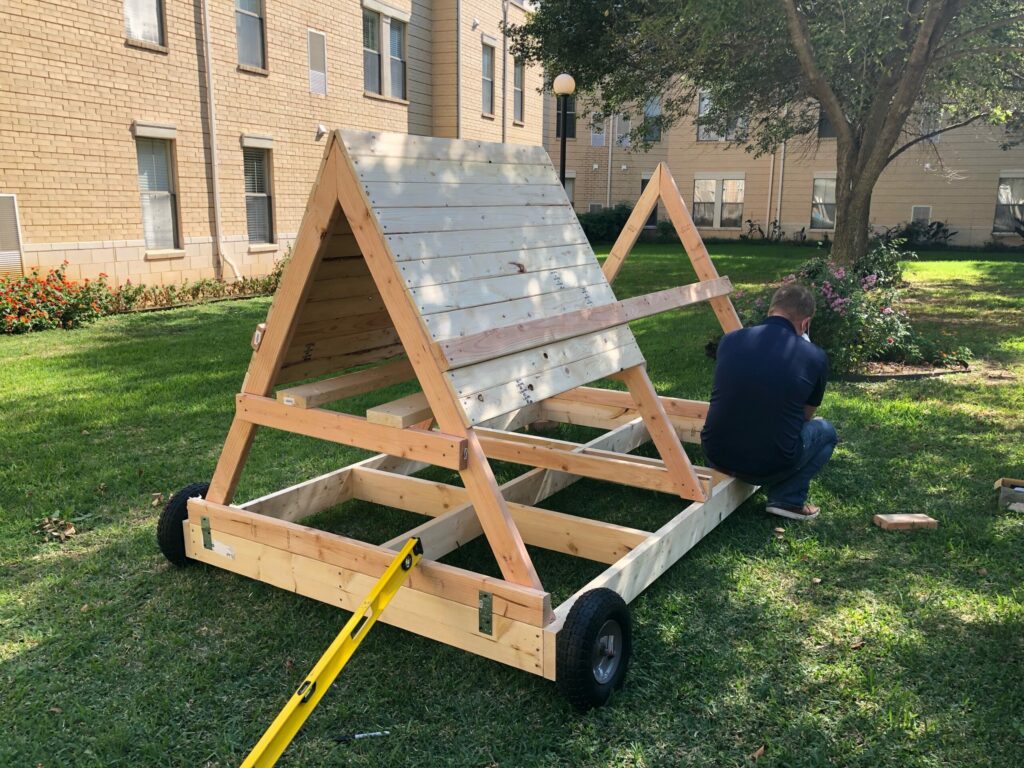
[739, 418, 838, 508]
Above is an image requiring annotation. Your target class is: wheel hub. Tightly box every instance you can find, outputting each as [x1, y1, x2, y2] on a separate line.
[591, 619, 623, 684]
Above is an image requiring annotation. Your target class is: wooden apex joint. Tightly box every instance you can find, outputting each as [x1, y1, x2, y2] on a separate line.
[873, 513, 938, 531]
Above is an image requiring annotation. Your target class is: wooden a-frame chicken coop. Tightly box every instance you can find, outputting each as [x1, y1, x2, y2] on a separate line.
[158, 130, 757, 710]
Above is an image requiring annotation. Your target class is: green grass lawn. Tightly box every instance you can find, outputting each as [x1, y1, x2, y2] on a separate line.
[1, 243, 1022, 767]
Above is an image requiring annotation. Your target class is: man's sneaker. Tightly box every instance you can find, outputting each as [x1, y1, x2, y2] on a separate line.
[766, 502, 820, 520]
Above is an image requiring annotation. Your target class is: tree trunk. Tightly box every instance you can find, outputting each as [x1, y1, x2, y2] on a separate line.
[830, 181, 874, 265]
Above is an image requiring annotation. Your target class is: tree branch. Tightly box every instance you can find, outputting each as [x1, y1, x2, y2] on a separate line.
[779, 0, 853, 145]
[885, 111, 989, 166]
[935, 12, 1024, 54]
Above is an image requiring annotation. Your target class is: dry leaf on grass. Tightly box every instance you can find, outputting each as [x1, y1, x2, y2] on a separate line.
[749, 745, 765, 760]
[32, 516, 77, 542]
[850, 636, 866, 650]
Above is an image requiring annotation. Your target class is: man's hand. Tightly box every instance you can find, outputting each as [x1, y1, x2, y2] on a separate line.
[804, 405, 817, 421]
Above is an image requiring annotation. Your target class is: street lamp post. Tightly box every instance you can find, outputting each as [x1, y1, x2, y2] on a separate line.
[553, 73, 576, 188]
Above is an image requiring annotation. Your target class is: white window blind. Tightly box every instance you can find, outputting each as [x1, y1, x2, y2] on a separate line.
[244, 148, 273, 244]
[811, 177, 837, 230]
[912, 205, 931, 225]
[994, 176, 1024, 233]
[363, 10, 381, 94]
[721, 179, 745, 227]
[482, 44, 495, 114]
[390, 21, 406, 99]
[124, 0, 164, 45]
[644, 98, 662, 142]
[236, 0, 266, 68]
[135, 138, 178, 250]
[513, 60, 524, 123]
[308, 30, 327, 95]
[590, 118, 605, 147]
[0, 195, 24, 277]
[692, 179, 716, 227]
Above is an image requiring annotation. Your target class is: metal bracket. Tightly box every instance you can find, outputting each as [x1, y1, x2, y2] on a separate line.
[200, 516, 213, 550]
[478, 591, 493, 635]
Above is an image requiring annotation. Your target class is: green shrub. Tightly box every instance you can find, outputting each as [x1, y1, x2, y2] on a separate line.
[1, 264, 114, 334]
[577, 204, 633, 243]
[733, 243, 971, 373]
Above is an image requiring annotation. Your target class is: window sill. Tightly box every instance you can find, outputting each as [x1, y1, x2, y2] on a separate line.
[363, 91, 409, 106]
[808, 228, 836, 233]
[238, 64, 269, 76]
[248, 243, 278, 254]
[125, 38, 168, 54]
[512, 120, 525, 127]
[144, 249, 186, 261]
[481, 113, 496, 121]
[991, 231, 1022, 237]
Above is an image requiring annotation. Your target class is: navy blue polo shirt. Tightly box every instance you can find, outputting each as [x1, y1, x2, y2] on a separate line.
[701, 316, 828, 477]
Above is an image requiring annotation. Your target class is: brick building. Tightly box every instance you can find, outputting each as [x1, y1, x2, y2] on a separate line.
[545, 94, 1024, 248]
[0, 0, 543, 283]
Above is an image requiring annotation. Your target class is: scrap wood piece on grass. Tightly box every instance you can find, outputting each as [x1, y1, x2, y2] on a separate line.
[873, 513, 938, 531]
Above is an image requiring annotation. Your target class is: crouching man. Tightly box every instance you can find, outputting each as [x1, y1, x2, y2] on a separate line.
[701, 283, 838, 521]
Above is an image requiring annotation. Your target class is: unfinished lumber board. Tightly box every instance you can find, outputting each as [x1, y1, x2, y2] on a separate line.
[437, 277, 733, 370]
[306, 275, 381, 303]
[293, 294, 389, 325]
[276, 358, 415, 408]
[282, 328, 401, 367]
[240, 467, 354, 522]
[289, 311, 396, 348]
[277, 343, 406, 385]
[554, 386, 709, 420]
[459, 342, 646, 425]
[363, 181, 566, 209]
[873, 514, 938, 530]
[352, 155, 560, 185]
[410, 263, 607, 315]
[320, 233, 364, 259]
[603, 165, 662, 283]
[398, 245, 593, 288]
[235, 394, 466, 470]
[343, 130, 548, 164]
[386, 223, 588, 262]
[366, 391, 433, 428]
[374, 205, 578, 235]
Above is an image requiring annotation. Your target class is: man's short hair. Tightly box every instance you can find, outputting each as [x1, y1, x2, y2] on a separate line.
[769, 283, 816, 320]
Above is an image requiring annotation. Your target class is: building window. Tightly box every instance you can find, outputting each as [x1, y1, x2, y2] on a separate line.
[135, 138, 179, 250]
[389, 21, 406, 100]
[124, 0, 164, 46]
[564, 177, 575, 206]
[363, 9, 381, 94]
[308, 30, 327, 95]
[590, 117, 605, 147]
[641, 178, 657, 227]
[555, 95, 576, 139]
[692, 175, 745, 228]
[616, 114, 630, 146]
[482, 43, 495, 115]
[994, 175, 1024, 233]
[644, 99, 662, 142]
[513, 60, 525, 123]
[235, 0, 266, 69]
[811, 176, 837, 230]
[244, 148, 273, 244]
[697, 91, 742, 141]
[911, 205, 932, 225]
[589, 203, 603, 213]
[0, 195, 24, 277]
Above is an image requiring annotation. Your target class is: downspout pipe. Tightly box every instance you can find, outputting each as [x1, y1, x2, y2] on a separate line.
[765, 148, 776, 226]
[605, 114, 614, 207]
[775, 139, 787, 225]
[199, 0, 240, 281]
[501, 0, 508, 142]
[455, 0, 461, 139]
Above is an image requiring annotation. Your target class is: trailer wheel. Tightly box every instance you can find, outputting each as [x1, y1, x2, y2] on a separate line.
[157, 482, 210, 566]
[556, 588, 632, 712]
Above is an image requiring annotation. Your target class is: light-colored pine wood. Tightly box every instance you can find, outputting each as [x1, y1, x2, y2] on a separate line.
[398, 244, 594, 288]
[386, 223, 588, 262]
[283, 328, 401, 367]
[305, 274, 381, 303]
[240, 468, 353, 522]
[554, 386, 709, 419]
[184, 523, 547, 675]
[437, 277, 733, 370]
[277, 343, 406, 385]
[363, 181, 566, 208]
[602, 165, 662, 283]
[375, 204, 577, 235]
[352, 156, 559, 186]
[333, 130, 544, 590]
[350, 467, 649, 564]
[276, 358, 416, 408]
[343, 129, 548, 164]
[873, 513, 938, 530]
[365, 391, 433, 428]
[620, 365, 707, 501]
[236, 393, 467, 470]
[292, 310, 395, 342]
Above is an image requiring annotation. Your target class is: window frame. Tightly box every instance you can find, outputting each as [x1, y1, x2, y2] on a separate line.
[308, 29, 327, 95]
[810, 174, 838, 231]
[243, 147, 275, 246]
[389, 19, 407, 101]
[692, 173, 746, 229]
[134, 136, 181, 252]
[124, 0, 167, 50]
[697, 90, 743, 142]
[993, 172, 1024, 235]
[362, 8, 383, 95]
[235, 0, 267, 71]
[644, 98, 662, 143]
[590, 116, 605, 147]
[911, 205, 932, 226]
[481, 42, 495, 116]
[0, 193, 25, 278]
[555, 95, 577, 139]
[615, 113, 630, 146]
[512, 59, 525, 124]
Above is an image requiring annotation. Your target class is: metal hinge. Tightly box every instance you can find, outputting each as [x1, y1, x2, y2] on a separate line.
[478, 591, 493, 635]
[200, 516, 213, 550]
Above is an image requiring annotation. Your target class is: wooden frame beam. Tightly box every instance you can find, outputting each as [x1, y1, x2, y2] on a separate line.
[602, 164, 662, 283]
[366, 391, 433, 428]
[236, 393, 467, 471]
[276, 358, 415, 409]
[435, 276, 733, 371]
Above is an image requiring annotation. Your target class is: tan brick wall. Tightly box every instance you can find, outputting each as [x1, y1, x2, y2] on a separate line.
[548, 95, 1024, 248]
[0, 0, 544, 284]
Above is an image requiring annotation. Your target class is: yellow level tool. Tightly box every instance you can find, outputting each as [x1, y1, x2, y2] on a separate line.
[240, 537, 424, 768]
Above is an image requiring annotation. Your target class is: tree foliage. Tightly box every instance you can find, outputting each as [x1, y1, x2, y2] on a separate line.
[509, 0, 1024, 261]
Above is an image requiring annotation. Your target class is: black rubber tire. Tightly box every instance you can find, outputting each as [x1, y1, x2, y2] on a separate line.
[157, 482, 210, 566]
[556, 588, 632, 712]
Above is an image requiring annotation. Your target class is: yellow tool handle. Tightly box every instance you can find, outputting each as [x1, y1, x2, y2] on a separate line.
[240, 537, 423, 768]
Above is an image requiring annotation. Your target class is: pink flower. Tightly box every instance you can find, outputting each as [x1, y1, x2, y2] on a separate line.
[882, 307, 893, 315]
[832, 267, 846, 279]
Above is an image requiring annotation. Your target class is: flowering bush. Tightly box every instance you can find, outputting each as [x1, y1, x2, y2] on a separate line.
[734, 242, 971, 373]
[1, 264, 114, 334]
